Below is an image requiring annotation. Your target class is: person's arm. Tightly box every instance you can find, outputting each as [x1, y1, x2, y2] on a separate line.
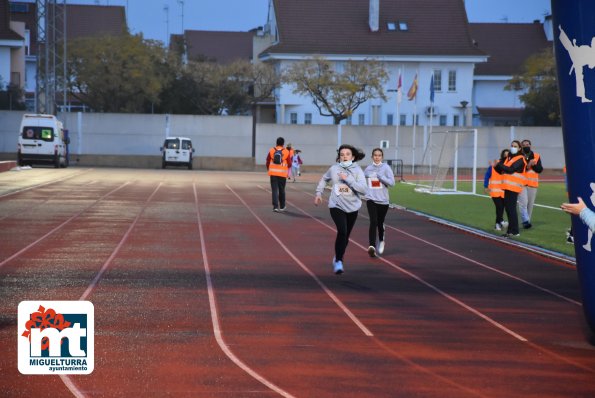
[265, 150, 271, 169]
[495, 157, 525, 174]
[529, 155, 543, 174]
[344, 167, 368, 196]
[314, 167, 333, 205]
[483, 167, 492, 188]
[561, 197, 595, 232]
[379, 164, 395, 188]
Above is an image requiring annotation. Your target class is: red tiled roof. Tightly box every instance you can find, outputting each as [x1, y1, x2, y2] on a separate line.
[263, 0, 485, 57]
[0, 0, 24, 41]
[185, 30, 253, 64]
[469, 22, 550, 76]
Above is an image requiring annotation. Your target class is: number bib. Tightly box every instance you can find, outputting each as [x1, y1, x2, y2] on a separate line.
[367, 177, 382, 189]
[334, 183, 353, 196]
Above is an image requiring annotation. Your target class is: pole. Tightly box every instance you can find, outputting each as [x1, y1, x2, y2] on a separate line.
[552, 0, 595, 336]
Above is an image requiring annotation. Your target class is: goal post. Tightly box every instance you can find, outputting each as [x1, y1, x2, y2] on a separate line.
[414, 129, 478, 195]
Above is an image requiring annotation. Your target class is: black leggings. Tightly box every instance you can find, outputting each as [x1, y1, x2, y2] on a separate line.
[503, 190, 519, 234]
[330, 207, 359, 262]
[366, 201, 389, 246]
[491, 197, 505, 224]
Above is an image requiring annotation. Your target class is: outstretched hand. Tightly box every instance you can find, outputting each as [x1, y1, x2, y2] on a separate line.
[314, 196, 322, 206]
[561, 197, 587, 216]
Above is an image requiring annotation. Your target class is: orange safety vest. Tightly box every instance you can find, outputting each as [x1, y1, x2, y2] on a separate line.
[487, 166, 505, 198]
[523, 153, 540, 188]
[501, 154, 527, 193]
[267, 146, 290, 177]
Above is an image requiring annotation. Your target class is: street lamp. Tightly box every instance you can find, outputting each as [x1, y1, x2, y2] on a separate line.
[460, 100, 468, 127]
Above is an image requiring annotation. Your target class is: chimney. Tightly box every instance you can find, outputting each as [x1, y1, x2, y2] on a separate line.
[369, 0, 379, 32]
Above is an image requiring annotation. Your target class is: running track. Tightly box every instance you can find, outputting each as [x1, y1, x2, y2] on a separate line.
[0, 168, 594, 397]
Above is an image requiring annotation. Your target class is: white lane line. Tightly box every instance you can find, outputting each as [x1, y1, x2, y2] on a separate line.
[0, 169, 93, 198]
[293, 186, 580, 306]
[0, 181, 131, 269]
[79, 183, 162, 301]
[271, 186, 527, 342]
[61, 182, 162, 398]
[228, 184, 373, 337]
[194, 184, 297, 398]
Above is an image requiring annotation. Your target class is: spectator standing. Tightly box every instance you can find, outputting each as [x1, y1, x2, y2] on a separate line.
[291, 150, 303, 182]
[314, 145, 367, 274]
[518, 139, 543, 229]
[494, 140, 527, 237]
[266, 137, 291, 212]
[484, 149, 509, 231]
[364, 148, 395, 257]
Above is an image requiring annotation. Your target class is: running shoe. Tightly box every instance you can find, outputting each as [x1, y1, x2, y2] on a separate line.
[378, 240, 385, 255]
[368, 246, 376, 257]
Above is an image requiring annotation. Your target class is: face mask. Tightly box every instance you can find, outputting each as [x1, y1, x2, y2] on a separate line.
[510, 147, 518, 155]
[373, 161, 382, 166]
[522, 147, 531, 154]
[339, 160, 353, 168]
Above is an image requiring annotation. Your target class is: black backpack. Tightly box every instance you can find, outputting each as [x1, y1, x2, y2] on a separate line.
[272, 147, 283, 165]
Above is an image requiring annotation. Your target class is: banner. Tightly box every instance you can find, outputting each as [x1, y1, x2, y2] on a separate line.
[552, 0, 595, 335]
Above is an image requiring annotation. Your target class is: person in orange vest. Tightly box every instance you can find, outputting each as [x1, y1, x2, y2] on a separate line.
[518, 139, 543, 229]
[266, 137, 292, 212]
[484, 149, 509, 231]
[494, 140, 527, 237]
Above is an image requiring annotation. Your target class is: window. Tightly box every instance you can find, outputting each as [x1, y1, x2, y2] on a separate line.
[181, 140, 192, 150]
[346, 115, 352, 125]
[164, 138, 180, 149]
[387, 113, 394, 126]
[399, 22, 408, 31]
[358, 114, 365, 125]
[439, 115, 447, 126]
[371, 105, 381, 125]
[433, 70, 442, 92]
[290, 112, 298, 124]
[399, 114, 407, 126]
[387, 22, 396, 31]
[448, 70, 457, 92]
[22, 127, 54, 142]
[304, 113, 312, 125]
[414, 115, 419, 126]
[453, 115, 460, 126]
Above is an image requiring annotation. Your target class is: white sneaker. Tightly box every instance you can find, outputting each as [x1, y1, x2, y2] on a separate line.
[333, 259, 344, 274]
[495, 223, 502, 231]
[378, 240, 385, 255]
[501, 221, 509, 228]
[368, 245, 376, 257]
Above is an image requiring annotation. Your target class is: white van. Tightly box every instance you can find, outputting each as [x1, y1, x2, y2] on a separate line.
[160, 137, 195, 169]
[17, 114, 69, 168]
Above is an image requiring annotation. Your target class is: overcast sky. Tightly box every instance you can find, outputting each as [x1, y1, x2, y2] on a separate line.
[70, 0, 552, 44]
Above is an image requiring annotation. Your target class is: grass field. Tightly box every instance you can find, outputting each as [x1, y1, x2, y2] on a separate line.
[389, 181, 576, 257]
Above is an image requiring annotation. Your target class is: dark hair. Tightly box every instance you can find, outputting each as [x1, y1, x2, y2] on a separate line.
[371, 148, 384, 158]
[276, 137, 285, 146]
[511, 140, 522, 149]
[500, 148, 509, 160]
[336, 144, 365, 162]
[521, 139, 531, 146]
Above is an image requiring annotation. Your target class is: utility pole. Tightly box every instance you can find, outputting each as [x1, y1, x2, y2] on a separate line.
[163, 4, 170, 47]
[177, 0, 185, 33]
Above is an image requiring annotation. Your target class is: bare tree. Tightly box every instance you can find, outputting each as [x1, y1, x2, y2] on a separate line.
[283, 56, 388, 124]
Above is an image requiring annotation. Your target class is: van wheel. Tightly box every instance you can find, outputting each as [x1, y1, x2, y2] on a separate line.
[54, 153, 60, 168]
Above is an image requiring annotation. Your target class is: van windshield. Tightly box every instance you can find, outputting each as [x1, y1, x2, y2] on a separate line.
[164, 139, 180, 149]
[22, 127, 54, 142]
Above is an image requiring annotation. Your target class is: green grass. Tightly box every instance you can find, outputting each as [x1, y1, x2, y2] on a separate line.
[390, 181, 575, 257]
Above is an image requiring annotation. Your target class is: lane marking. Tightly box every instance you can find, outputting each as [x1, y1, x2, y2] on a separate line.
[228, 184, 373, 337]
[194, 184, 297, 398]
[267, 186, 527, 341]
[0, 169, 93, 198]
[0, 181, 131, 269]
[293, 186, 580, 306]
[79, 183, 162, 300]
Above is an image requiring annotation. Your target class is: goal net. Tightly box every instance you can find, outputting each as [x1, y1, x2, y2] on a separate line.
[414, 129, 478, 195]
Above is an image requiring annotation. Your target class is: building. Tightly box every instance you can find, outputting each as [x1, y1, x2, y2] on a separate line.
[0, 0, 25, 107]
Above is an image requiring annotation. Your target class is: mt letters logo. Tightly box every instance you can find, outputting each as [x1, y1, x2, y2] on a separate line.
[18, 301, 94, 375]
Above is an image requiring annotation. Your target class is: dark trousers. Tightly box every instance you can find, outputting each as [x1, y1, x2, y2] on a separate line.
[270, 175, 287, 209]
[492, 197, 505, 224]
[366, 201, 389, 246]
[330, 207, 359, 262]
[503, 190, 519, 234]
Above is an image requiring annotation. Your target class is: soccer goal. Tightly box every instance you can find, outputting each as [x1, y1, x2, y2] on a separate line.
[414, 129, 478, 195]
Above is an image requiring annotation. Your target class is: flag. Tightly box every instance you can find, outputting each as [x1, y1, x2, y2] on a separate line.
[430, 74, 435, 103]
[397, 72, 402, 104]
[407, 73, 418, 101]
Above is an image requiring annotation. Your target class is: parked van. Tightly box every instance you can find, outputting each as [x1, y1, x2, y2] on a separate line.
[17, 114, 69, 168]
[160, 137, 194, 169]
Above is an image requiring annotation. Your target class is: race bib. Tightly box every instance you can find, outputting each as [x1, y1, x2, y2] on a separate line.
[367, 177, 382, 189]
[334, 183, 353, 196]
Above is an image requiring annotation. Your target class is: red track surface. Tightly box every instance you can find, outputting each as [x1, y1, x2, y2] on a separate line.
[1, 168, 594, 397]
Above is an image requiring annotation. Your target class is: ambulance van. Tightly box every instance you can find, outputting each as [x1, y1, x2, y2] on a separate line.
[17, 114, 69, 168]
